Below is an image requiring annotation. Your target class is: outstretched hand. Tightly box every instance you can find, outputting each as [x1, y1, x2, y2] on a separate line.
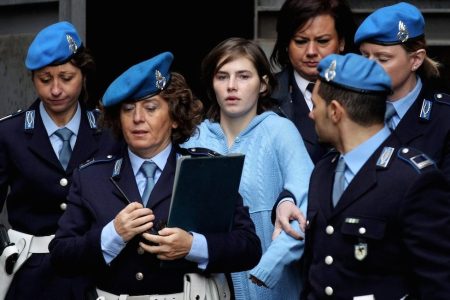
[272, 201, 306, 240]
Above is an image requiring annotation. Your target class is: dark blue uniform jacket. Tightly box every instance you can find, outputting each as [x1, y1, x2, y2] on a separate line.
[302, 133, 450, 300]
[49, 145, 262, 296]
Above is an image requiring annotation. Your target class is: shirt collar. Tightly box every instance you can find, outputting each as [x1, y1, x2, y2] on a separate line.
[293, 70, 311, 96]
[342, 126, 391, 179]
[388, 76, 422, 118]
[40, 101, 81, 136]
[129, 143, 172, 176]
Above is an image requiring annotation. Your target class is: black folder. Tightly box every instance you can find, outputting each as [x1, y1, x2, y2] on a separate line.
[167, 153, 245, 233]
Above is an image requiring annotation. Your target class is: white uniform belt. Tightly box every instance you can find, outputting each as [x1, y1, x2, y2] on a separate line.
[8, 229, 54, 253]
[96, 288, 184, 300]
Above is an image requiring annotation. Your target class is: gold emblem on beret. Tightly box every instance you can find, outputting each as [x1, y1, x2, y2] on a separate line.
[155, 69, 167, 90]
[397, 21, 409, 43]
[325, 60, 336, 82]
[66, 34, 78, 54]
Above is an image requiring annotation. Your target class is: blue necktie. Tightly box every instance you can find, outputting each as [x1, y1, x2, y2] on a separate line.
[141, 161, 158, 206]
[385, 103, 397, 131]
[332, 157, 346, 207]
[54, 128, 73, 170]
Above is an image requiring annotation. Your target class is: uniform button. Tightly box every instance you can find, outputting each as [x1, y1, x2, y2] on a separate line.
[137, 247, 144, 255]
[402, 148, 409, 154]
[359, 227, 366, 235]
[59, 178, 68, 186]
[306, 220, 310, 227]
[325, 225, 334, 235]
[325, 286, 333, 296]
[107, 155, 113, 159]
[436, 93, 442, 99]
[60, 202, 67, 211]
[324, 256, 333, 265]
[235, 137, 240, 143]
[136, 272, 144, 281]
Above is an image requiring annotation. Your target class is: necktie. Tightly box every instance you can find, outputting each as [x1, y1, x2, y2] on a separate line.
[306, 82, 315, 93]
[385, 102, 397, 131]
[54, 128, 73, 170]
[332, 157, 346, 207]
[141, 161, 158, 206]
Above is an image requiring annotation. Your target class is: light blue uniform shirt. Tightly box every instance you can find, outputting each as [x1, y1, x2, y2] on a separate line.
[387, 76, 422, 129]
[40, 101, 80, 157]
[101, 143, 208, 267]
[341, 126, 392, 187]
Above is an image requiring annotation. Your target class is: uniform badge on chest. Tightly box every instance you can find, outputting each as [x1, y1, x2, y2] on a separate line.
[354, 242, 368, 261]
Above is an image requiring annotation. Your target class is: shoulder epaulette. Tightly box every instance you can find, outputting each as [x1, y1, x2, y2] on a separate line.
[178, 147, 222, 157]
[0, 109, 25, 122]
[79, 154, 116, 170]
[433, 93, 450, 106]
[397, 147, 436, 173]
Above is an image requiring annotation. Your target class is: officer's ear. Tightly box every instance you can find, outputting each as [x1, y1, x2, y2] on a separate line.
[410, 49, 426, 72]
[328, 99, 345, 124]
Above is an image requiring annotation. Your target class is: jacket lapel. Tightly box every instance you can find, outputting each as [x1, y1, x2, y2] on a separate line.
[111, 154, 142, 205]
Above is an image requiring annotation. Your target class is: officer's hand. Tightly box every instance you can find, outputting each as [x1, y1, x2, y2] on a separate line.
[272, 201, 305, 240]
[249, 275, 268, 288]
[140, 227, 193, 260]
[113, 202, 154, 242]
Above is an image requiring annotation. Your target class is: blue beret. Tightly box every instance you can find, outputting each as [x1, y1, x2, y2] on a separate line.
[25, 21, 82, 70]
[354, 2, 424, 45]
[102, 52, 173, 107]
[318, 53, 391, 94]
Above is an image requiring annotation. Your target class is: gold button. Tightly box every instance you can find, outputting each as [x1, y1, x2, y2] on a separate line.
[60, 203, 67, 211]
[136, 272, 144, 281]
[324, 256, 333, 265]
[326, 225, 334, 235]
[325, 286, 333, 296]
[59, 178, 68, 186]
[137, 247, 144, 255]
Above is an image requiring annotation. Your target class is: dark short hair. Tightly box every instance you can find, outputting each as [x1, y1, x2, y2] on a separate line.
[270, 0, 357, 69]
[318, 80, 386, 126]
[101, 72, 203, 145]
[201, 37, 277, 122]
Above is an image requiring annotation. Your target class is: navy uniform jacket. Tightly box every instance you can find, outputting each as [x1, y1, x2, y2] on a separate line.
[0, 99, 121, 300]
[271, 67, 329, 164]
[393, 88, 450, 179]
[302, 134, 450, 300]
[49, 145, 262, 296]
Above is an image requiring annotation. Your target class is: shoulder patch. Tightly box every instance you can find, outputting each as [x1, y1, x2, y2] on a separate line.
[397, 147, 436, 173]
[433, 93, 450, 106]
[0, 109, 24, 122]
[79, 155, 116, 170]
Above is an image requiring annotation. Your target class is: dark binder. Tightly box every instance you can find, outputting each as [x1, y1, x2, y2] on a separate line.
[167, 153, 245, 233]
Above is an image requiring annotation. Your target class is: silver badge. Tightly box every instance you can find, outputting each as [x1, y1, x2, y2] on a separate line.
[324, 60, 337, 82]
[419, 99, 432, 120]
[354, 242, 368, 261]
[24, 110, 35, 130]
[155, 69, 167, 90]
[66, 34, 78, 54]
[112, 158, 123, 177]
[397, 21, 409, 43]
[376, 147, 395, 168]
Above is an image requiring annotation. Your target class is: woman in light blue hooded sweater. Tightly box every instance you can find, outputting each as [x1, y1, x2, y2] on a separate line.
[182, 37, 314, 299]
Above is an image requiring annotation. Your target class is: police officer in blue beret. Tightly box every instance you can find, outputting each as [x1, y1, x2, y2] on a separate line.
[0, 21, 120, 299]
[49, 52, 262, 299]
[301, 53, 450, 299]
[355, 2, 450, 179]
